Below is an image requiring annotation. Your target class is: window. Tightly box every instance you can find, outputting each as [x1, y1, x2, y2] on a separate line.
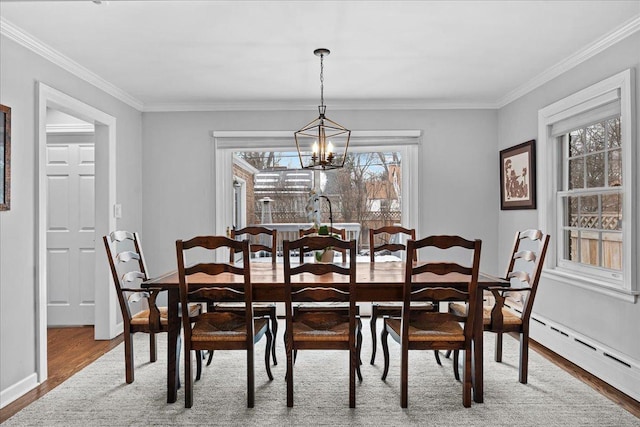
[538, 69, 637, 301]
[233, 150, 403, 254]
[212, 130, 421, 260]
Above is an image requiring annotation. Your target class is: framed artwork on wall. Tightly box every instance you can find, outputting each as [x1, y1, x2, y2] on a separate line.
[0, 104, 10, 211]
[500, 139, 536, 210]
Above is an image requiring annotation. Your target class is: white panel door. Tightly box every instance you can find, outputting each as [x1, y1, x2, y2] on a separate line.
[46, 135, 95, 326]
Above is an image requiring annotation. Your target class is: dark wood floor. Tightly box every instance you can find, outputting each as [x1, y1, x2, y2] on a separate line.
[1, 328, 638, 421]
[0, 327, 123, 423]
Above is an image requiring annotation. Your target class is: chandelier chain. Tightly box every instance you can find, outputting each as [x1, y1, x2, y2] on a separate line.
[319, 52, 325, 108]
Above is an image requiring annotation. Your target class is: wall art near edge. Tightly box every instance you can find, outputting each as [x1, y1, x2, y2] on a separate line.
[500, 139, 536, 210]
[1, 104, 11, 211]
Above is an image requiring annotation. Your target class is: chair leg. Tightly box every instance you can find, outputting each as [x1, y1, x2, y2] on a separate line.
[519, 332, 529, 384]
[247, 344, 255, 408]
[400, 340, 408, 409]
[356, 321, 363, 382]
[150, 331, 157, 363]
[381, 326, 390, 380]
[453, 350, 460, 381]
[444, 350, 452, 359]
[270, 309, 278, 366]
[434, 350, 442, 366]
[350, 337, 357, 408]
[184, 344, 193, 408]
[357, 319, 363, 366]
[495, 332, 503, 362]
[264, 327, 274, 381]
[462, 348, 471, 408]
[195, 350, 202, 381]
[206, 350, 214, 366]
[124, 331, 134, 384]
[286, 336, 294, 407]
[370, 305, 378, 364]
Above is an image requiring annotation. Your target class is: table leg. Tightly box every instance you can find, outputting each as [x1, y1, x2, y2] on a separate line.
[472, 289, 483, 403]
[167, 288, 179, 403]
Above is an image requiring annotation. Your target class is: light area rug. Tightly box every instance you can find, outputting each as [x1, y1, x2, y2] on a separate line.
[5, 320, 638, 426]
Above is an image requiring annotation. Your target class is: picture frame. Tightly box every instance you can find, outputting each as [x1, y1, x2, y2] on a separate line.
[500, 139, 536, 210]
[1, 104, 11, 211]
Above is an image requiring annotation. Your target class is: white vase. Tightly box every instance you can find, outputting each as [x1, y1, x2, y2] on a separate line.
[317, 249, 335, 263]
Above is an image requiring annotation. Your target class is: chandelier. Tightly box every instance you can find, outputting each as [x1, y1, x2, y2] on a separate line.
[294, 48, 351, 170]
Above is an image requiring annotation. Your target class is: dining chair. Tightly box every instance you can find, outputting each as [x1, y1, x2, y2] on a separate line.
[381, 235, 481, 408]
[299, 226, 347, 262]
[368, 225, 436, 365]
[176, 236, 273, 408]
[208, 226, 278, 366]
[447, 229, 549, 384]
[283, 235, 362, 408]
[103, 230, 202, 384]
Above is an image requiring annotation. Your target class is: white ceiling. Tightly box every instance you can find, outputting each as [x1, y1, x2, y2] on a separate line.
[1, 1, 639, 111]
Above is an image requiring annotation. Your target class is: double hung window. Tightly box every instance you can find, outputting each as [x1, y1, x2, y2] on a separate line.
[538, 69, 636, 300]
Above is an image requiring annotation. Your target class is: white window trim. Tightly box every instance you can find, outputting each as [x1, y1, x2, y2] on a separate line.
[538, 69, 637, 302]
[211, 130, 421, 248]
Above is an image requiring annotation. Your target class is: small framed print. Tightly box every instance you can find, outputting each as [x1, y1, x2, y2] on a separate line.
[500, 140, 536, 210]
[0, 104, 10, 211]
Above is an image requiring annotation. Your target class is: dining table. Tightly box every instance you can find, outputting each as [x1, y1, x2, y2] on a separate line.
[143, 261, 508, 404]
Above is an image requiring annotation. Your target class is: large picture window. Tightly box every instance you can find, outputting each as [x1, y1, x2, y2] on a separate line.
[538, 69, 636, 301]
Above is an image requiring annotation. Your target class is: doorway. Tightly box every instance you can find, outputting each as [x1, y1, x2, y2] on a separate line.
[46, 109, 96, 326]
[36, 83, 117, 383]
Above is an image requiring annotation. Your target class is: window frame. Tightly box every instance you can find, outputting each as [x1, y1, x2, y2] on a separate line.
[538, 69, 637, 302]
[211, 130, 421, 254]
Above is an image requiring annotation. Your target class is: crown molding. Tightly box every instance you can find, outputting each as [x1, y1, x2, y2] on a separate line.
[497, 14, 640, 108]
[0, 17, 144, 111]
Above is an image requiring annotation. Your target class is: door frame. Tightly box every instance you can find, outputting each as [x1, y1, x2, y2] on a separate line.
[36, 83, 117, 382]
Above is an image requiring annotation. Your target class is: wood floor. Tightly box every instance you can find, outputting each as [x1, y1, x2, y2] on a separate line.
[1, 328, 638, 421]
[0, 327, 123, 423]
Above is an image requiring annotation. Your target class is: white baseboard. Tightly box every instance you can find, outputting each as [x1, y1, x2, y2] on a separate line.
[0, 373, 38, 409]
[530, 312, 640, 402]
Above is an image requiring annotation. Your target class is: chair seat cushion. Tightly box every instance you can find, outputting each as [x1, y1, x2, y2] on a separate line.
[292, 312, 352, 342]
[386, 316, 464, 342]
[131, 303, 202, 326]
[130, 307, 169, 326]
[191, 312, 268, 342]
[448, 302, 522, 326]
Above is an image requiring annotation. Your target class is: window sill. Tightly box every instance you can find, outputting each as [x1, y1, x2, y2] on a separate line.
[542, 268, 638, 303]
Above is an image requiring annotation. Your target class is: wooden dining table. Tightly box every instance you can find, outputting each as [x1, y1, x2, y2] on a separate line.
[143, 261, 508, 404]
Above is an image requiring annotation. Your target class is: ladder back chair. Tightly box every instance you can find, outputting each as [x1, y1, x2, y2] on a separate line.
[211, 226, 278, 366]
[103, 230, 202, 384]
[176, 236, 274, 408]
[381, 235, 482, 408]
[283, 236, 362, 408]
[369, 226, 435, 365]
[448, 229, 549, 384]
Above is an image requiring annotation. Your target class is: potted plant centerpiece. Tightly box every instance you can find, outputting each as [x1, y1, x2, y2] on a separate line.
[306, 190, 338, 263]
[315, 225, 337, 263]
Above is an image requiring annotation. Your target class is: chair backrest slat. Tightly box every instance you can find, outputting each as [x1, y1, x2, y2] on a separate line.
[231, 226, 277, 264]
[502, 230, 550, 322]
[370, 225, 416, 262]
[103, 231, 150, 324]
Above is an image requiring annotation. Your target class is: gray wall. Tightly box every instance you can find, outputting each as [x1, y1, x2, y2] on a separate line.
[141, 109, 499, 279]
[0, 36, 143, 394]
[498, 31, 640, 361]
